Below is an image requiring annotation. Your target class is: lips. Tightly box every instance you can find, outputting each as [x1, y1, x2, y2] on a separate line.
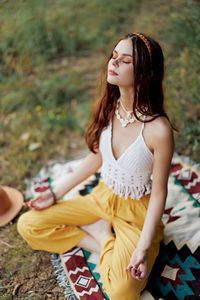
[108, 70, 118, 76]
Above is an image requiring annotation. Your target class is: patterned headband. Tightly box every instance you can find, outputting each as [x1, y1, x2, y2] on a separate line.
[132, 32, 152, 59]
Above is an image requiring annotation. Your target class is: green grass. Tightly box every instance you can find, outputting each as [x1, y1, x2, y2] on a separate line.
[0, 0, 139, 70]
[125, 0, 200, 161]
[0, 0, 199, 191]
[0, 0, 140, 190]
[1, 1, 200, 298]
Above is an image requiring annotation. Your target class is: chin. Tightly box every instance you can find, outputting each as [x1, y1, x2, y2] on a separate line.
[107, 75, 119, 85]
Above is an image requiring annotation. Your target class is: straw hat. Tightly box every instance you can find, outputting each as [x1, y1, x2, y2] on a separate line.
[0, 185, 24, 227]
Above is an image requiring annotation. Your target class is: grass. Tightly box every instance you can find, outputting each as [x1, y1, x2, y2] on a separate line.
[0, 0, 140, 190]
[1, 0, 199, 191]
[131, 0, 200, 161]
[0, 0, 199, 298]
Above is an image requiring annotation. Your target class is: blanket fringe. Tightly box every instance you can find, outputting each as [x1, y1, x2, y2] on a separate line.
[51, 253, 78, 300]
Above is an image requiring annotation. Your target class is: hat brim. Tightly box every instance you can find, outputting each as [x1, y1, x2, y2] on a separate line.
[0, 186, 24, 227]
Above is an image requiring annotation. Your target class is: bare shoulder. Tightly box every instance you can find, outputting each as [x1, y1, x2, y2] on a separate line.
[145, 116, 174, 151]
[148, 116, 173, 137]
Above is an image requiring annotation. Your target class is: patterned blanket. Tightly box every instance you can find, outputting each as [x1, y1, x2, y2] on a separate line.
[25, 154, 200, 300]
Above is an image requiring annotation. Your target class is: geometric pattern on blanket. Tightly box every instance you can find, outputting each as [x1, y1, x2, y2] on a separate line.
[25, 154, 200, 300]
[146, 162, 200, 300]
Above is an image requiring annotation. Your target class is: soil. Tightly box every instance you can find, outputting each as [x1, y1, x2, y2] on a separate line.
[0, 147, 87, 300]
[0, 208, 66, 300]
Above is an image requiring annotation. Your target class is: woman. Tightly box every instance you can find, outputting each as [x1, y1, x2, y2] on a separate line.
[18, 32, 174, 300]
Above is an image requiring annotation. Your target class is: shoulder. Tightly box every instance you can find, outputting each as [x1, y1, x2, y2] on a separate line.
[145, 116, 174, 151]
[148, 116, 173, 136]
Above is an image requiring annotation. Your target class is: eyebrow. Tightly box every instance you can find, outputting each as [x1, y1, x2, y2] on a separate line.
[113, 49, 133, 57]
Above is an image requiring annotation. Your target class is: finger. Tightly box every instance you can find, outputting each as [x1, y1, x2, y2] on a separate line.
[127, 265, 137, 274]
[125, 262, 132, 270]
[133, 266, 147, 280]
[28, 200, 38, 209]
[126, 258, 138, 271]
[32, 197, 54, 211]
[125, 265, 131, 271]
[126, 264, 135, 272]
[132, 262, 140, 269]
[130, 268, 138, 279]
[27, 201, 34, 209]
[131, 271, 143, 281]
[139, 272, 146, 279]
[28, 199, 42, 210]
[126, 265, 137, 276]
[31, 201, 46, 210]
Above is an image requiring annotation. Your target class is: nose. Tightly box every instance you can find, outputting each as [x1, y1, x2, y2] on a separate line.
[112, 59, 119, 67]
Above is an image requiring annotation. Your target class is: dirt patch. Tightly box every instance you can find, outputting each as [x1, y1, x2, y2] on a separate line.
[0, 208, 65, 300]
[0, 133, 86, 300]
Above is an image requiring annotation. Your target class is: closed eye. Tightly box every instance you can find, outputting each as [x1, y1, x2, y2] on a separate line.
[111, 56, 131, 64]
[111, 52, 132, 64]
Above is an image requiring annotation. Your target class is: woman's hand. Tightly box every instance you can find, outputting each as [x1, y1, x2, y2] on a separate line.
[126, 248, 148, 280]
[27, 191, 56, 210]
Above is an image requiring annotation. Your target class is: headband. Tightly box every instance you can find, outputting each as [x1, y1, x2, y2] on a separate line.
[132, 32, 152, 59]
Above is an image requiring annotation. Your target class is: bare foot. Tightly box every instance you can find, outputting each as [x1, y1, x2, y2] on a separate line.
[81, 219, 113, 247]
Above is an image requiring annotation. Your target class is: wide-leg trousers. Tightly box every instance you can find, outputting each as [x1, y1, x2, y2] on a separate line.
[17, 180, 164, 300]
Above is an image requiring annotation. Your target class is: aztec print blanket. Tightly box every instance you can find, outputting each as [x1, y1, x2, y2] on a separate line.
[25, 154, 200, 300]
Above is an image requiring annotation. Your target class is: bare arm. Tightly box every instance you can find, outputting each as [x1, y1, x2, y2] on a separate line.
[137, 120, 174, 252]
[28, 150, 102, 210]
[127, 118, 174, 279]
[54, 151, 102, 199]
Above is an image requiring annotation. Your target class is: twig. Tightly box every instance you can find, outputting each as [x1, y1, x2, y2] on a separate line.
[0, 240, 14, 248]
[12, 283, 22, 296]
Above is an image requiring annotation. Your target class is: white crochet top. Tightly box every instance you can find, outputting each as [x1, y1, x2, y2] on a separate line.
[99, 117, 154, 200]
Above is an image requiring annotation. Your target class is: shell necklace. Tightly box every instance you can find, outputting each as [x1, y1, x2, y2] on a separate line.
[115, 99, 142, 127]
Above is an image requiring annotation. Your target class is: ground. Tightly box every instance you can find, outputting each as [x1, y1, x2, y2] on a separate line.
[0, 214, 65, 300]
[0, 146, 86, 300]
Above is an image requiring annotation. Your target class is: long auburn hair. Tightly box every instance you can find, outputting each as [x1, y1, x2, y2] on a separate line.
[85, 32, 172, 153]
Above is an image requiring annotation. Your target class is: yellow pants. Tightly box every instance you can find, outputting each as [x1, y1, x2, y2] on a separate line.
[17, 180, 164, 300]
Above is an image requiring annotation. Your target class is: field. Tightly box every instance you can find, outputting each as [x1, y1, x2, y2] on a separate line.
[0, 0, 199, 299]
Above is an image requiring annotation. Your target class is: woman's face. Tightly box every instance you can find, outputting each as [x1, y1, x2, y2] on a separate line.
[107, 39, 134, 87]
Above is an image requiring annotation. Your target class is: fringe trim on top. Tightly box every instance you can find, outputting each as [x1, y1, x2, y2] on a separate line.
[101, 172, 152, 200]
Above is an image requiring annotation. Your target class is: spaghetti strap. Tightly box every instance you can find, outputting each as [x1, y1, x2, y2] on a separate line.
[139, 116, 146, 134]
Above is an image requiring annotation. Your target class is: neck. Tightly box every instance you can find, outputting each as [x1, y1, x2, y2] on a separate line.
[118, 88, 134, 111]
